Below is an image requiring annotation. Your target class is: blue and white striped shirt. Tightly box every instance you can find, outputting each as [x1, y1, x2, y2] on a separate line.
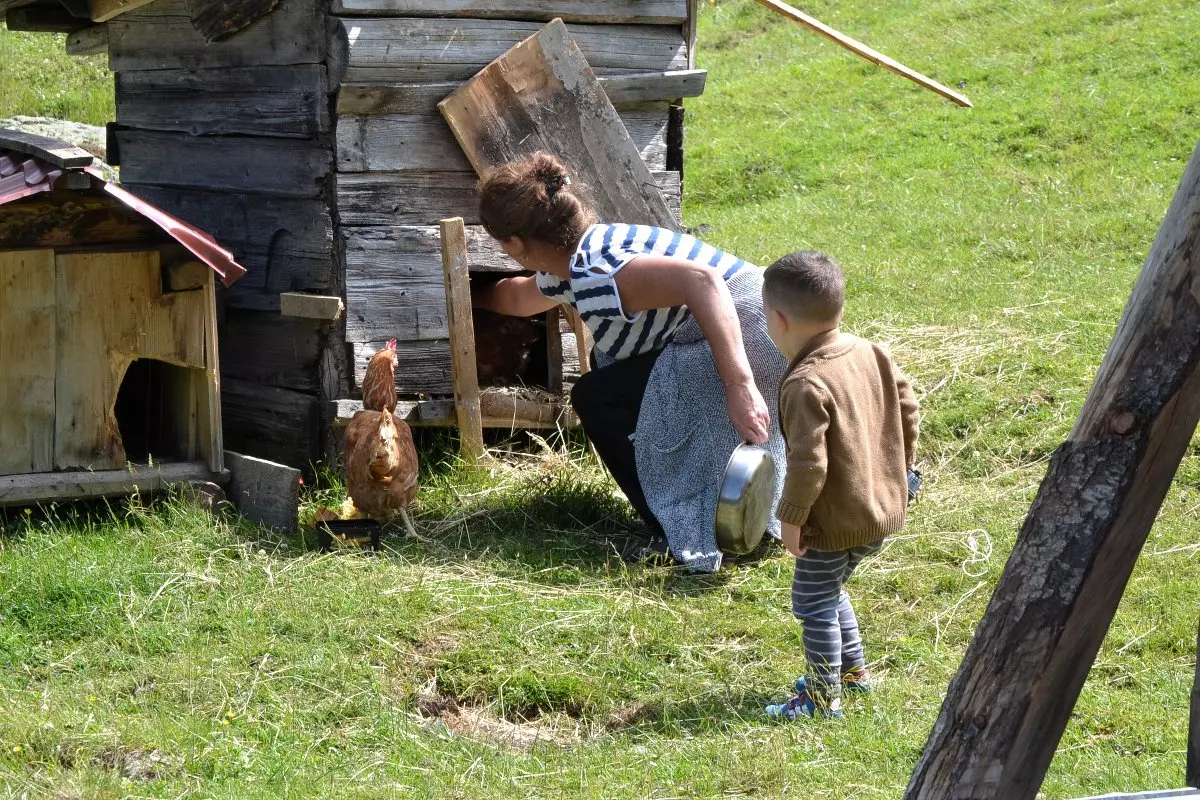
[535, 223, 749, 361]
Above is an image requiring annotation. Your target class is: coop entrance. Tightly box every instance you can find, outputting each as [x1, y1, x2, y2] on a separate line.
[468, 274, 553, 392]
[114, 358, 207, 464]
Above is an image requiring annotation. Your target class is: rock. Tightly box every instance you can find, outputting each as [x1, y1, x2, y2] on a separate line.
[0, 115, 106, 160]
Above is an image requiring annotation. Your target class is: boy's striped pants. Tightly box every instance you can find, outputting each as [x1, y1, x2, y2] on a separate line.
[792, 541, 882, 699]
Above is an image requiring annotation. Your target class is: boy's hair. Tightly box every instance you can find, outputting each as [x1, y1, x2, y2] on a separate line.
[763, 251, 845, 322]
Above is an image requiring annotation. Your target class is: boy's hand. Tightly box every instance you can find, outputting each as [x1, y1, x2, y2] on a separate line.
[781, 522, 808, 558]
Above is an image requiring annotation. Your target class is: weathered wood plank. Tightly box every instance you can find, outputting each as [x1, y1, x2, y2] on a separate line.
[336, 18, 686, 84]
[116, 130, 330, 198]
[337, 169, 681, 227]
[439, 217, 485, 462]
[54, 250, 209, 471]
[0, 129, 94, 168]
[280, 292, 344, 320]
[188, 0, 280, 41]
[219, 310, 322, 394]
[337, 103, 670, 172]
[221, 378, 320, 471]
[225, 450, 300, 532]
[333, 0, 686, 24]
[116, 65, 329, 138]
[343, 227, 448, 343]
[0, 462, 229, 506]
[904, 141, 1200, 800]
[0, 250, 56, 476]
[336, 70, 705, 116]
[341, 225, 518, 274]
[66, 24, 109, 55]
[331, 394, 578, 429]
[109, 0, 324, 71]
[352, 340, 451, 395]
[440, 20, 678, 230]
[123, 186, 334, 310]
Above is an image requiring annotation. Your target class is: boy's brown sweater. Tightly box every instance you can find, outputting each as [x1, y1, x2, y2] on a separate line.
[776, 330, 920, 551]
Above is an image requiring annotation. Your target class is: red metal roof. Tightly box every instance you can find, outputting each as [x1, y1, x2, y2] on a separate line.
[0, 139, 247, 287]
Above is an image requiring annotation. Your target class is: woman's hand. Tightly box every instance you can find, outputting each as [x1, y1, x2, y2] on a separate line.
[726, 380, 769, 445]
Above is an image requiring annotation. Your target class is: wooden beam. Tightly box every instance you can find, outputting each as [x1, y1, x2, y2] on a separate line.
[336, 17, 686, 85]
[332, 0, 687, 24]
[1189, 617, 1200, 789]
[89, 0, 155, 23]
[280, 292, 344, 321]
[5, 6, 90, 32]
[439, 217, 485, 464]
[66, 24, 108, 55]
[203, 271, 224, 473]
[904, 141, 1200, 799]
[545, 306, 564, 395]
[439, 19, 679, 231]
[331, 395, 578, 430]
[336, 71, 705, 116]
[116, 65, 330, 139]
[0, 462, 228, 506]
[752, 0, 972, 108]
[0, 130, 94, 168]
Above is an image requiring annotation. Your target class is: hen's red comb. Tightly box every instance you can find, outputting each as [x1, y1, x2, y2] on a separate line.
[386, 339, 397, 352]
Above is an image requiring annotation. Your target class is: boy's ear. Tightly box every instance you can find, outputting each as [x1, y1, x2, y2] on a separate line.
[773, 307, 790, 332]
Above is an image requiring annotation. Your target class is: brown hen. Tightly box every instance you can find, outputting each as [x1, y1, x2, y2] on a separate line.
[343, 340, 421, 538]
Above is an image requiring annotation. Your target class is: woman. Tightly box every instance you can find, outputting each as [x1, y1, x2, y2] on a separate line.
[473, 152, 787, 572]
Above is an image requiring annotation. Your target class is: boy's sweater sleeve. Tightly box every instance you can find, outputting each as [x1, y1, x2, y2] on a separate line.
[897, 369, 920, 467]
[776, 378, 830, 527]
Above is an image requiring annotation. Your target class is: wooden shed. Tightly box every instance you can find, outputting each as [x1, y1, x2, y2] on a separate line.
[0, 129, 245, 504]
[3, 0, 704, 470]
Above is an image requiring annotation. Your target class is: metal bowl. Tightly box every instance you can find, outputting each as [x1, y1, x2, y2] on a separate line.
[714, 443, 777, 556]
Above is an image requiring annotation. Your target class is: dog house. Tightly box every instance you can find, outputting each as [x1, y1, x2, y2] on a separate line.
[0, 130, 245, 505]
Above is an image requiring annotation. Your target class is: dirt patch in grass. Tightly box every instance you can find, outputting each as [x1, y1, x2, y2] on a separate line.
[417, 688, 579, 752]
[57, 741, 179, 781]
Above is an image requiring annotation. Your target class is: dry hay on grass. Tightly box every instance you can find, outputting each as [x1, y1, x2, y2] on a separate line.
[54, 740, 179, 782]
[853, 319, 1074, 392]
[414, 688, 660, 753]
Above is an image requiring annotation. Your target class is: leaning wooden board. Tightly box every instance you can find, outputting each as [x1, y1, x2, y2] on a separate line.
[438, 18, 680, 231]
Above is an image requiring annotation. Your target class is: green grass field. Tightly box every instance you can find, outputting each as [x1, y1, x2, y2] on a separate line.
[2, 1, 1199, 797]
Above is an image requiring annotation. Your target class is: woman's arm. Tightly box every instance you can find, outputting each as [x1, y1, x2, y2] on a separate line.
[613, 256, 770, 444]
[472, 275, 559, 318]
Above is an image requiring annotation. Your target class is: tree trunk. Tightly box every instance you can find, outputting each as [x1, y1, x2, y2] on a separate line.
[905, 139, 1200, 800]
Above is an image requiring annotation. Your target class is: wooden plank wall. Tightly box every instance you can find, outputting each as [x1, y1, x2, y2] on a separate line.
[108, 0, 336, 471]
[332, 1, 694, 397]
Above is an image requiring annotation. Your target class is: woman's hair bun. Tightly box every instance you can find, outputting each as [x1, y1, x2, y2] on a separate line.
[531, 152, 570, 199]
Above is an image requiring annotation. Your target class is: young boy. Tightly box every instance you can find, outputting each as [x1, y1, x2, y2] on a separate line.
[760, 251, 920, 719]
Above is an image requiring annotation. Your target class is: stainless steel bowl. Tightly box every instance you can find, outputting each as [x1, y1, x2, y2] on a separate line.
[714, 443, 777, 555]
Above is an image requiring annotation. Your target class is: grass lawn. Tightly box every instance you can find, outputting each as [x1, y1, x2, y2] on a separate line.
[2, 1, 1199, 797]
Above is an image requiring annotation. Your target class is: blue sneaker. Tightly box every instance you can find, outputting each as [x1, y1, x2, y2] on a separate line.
[765, 689, 843, 720]
[795, 668, 874, 698]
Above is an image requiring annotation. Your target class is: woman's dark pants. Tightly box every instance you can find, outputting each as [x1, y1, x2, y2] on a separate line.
[570, 349, 663, 532]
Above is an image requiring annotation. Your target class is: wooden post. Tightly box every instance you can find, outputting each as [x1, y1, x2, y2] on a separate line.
[545, 306, 564, 395]
[564, 305, 593, 376]
[1188, 617, 1200, 789]
[439, 217, 485, 464]
[905, 140, 1200, 800]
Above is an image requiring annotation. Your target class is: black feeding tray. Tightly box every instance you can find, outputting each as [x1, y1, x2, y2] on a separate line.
[317, 519, 381, 552]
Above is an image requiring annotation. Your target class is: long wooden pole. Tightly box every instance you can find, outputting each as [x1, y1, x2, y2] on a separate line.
[904, 140, 1200, 798]
[752, 0, 973, 108]
[438, 217, 486, 464]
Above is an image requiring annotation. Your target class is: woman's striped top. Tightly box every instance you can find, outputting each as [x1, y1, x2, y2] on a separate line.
[535, 223, 749, 361]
